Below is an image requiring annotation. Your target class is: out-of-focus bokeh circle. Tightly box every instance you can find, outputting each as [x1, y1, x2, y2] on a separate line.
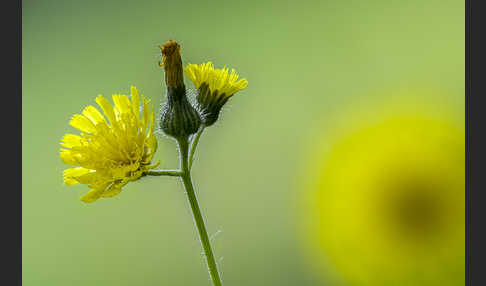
[300, 91, 464, 286]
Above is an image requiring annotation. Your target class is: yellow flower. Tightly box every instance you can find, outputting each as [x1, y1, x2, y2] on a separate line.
[184, 62, 248, 126]
[60, 86, 159, 203]
[300, 103, 464, 285]
[185, 62, 248, 97]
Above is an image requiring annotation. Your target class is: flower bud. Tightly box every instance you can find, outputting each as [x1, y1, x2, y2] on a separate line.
[158, 40, 201, 139]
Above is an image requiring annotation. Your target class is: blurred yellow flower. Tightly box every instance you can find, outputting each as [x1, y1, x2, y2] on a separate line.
[302, 114, 464, 286]
[60, 86, 159, 203]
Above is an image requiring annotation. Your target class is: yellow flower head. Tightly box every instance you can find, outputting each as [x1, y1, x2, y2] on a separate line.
[60, 86, 160, 203]
[185, 61, 248, 98]
[184, 62, 248, 126]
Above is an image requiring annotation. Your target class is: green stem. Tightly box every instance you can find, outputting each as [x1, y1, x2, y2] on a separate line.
[177, 137, 223, 286]
[189, 126, 205, 170]
[146, 169, 182, 177]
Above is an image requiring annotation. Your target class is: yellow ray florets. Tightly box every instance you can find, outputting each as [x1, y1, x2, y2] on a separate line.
[60, 86, 160, 203]
[184, 62, 248, 98]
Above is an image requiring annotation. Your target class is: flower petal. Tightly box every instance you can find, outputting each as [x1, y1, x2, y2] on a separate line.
[142, 135, 158, 164]
[79, 188, 104, 203]
[60, 149, 79, 165]
[60, 134, 83, 148]
[63, 167, 91, 186]
[82, 105, 106, 126]
[101, 182, 125, 198]
[75, 171, 101, 185]
[142, 96, 151, 132]
[130, 86, 140, 120]
[96, 94, 116, 125]
[112, 94, 132, 116]
[70, 114, 97, 133]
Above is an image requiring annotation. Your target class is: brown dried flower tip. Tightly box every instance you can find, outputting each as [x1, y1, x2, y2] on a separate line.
[159, 40, 184, 89]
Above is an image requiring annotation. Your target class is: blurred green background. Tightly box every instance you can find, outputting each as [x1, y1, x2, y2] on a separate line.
[22, 0, 464, 285]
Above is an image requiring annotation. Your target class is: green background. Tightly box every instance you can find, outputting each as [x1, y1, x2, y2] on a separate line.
[22, 0, 464, 285]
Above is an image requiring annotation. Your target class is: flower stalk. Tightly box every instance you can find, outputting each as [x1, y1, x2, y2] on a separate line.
[177, 136, 223, 286]
[145, 132, 222, 285]
[145, 169, 183, 176]
[189, 126, 206, 170]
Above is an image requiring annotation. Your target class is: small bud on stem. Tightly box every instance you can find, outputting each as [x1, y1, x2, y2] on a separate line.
[159, 40, 201, 139]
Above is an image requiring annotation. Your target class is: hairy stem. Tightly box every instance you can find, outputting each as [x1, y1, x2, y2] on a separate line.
[146, 169, 182, 177]
[177, 137, 223, 286]
[189, 126, 205, 170]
